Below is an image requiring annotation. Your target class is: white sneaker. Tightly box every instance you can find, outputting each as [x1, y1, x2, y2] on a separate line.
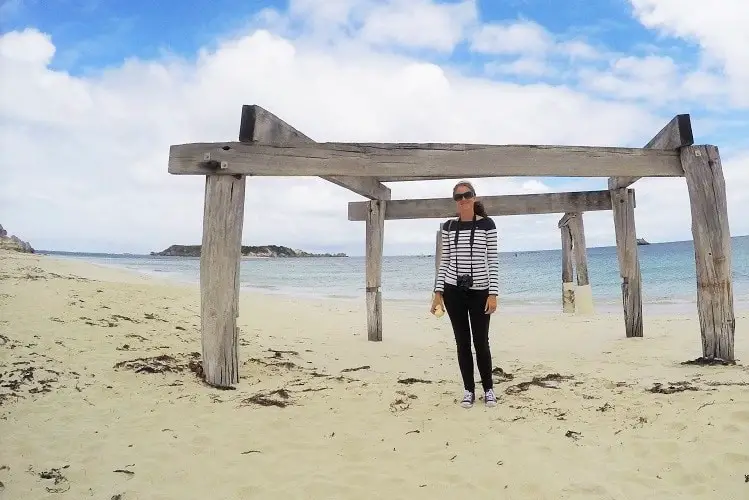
[460, 390, 475, 408]
[484, 388, 497, 407]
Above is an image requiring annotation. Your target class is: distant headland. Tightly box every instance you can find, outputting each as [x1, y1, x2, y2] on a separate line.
[150, 244, 347, 258]
[0, 224, 34, 253]
[636, 238, 650, 245]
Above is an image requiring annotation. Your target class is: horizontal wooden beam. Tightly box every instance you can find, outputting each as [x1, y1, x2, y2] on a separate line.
[237, 105, 390, 200]
[348, 190, 616, 221]
[609, 114, 693, 190]
[169, 142, 683, 179]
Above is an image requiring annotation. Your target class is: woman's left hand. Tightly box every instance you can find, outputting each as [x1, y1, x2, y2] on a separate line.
[485, 295, 497, 314]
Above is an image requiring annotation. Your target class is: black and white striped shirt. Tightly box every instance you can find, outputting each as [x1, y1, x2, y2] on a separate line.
[434, 216, 499, 295]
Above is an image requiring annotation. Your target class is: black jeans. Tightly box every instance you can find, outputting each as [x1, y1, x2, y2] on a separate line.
[443, 283, 494, 393]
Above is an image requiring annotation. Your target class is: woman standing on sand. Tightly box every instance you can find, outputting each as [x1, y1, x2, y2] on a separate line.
[431, 181, 499, 409]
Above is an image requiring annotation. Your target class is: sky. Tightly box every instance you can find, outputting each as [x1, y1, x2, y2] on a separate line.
[1, 0, 748, 257]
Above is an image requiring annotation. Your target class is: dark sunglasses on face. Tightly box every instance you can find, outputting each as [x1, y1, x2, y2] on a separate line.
[453, 191, 474, 201]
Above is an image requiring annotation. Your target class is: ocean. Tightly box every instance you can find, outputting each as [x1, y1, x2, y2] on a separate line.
[42, 236, 749, 314]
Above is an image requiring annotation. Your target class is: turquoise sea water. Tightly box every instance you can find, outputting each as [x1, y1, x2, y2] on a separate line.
[43, 236, 749, 313]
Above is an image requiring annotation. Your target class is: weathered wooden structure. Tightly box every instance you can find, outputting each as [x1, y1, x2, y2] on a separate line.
[557, 212, 593, 314]
[168, 105, 736, 387]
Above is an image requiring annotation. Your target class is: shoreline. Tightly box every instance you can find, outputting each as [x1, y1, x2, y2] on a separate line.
[38, 251, 749, 317]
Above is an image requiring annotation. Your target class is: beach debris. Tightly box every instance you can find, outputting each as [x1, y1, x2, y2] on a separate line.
[0, 334, 9, 346]
[113, 468, 135, 476]
[565, 430, 582, 440]
[113, 352, 201, 376]
[31, 465, 70, 493]
[341, 365, 370, 373]
[241, 450, 262, 454]
[0, 365, 60, 405]
[647, 381, 699, 394]
[240, 389, 292, 408]
[744, 474, 748, 483]
[492, 366, 514, 382]
[397, 377, 432, 385]
[682, 357, 737, 366]
[268, 348, 299, 357]
[505, 373, 573, 394]
[175, 326, 186, 331]
[406, 430, 420, 435]
[597, 403, 613, 412]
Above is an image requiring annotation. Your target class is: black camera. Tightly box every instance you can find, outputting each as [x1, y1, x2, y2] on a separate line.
[456, 274, 473, 290]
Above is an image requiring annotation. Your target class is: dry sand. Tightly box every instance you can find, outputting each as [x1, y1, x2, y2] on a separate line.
[1, 250, 748, 499]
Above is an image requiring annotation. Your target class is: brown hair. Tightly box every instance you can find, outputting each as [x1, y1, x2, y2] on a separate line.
[453, 180, 487, 217]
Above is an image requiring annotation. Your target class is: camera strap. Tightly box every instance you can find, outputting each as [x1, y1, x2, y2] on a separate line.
[451, 214, 477, 278]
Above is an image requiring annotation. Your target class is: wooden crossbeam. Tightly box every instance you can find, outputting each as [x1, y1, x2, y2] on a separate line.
[169, 142, 683, 179]
[238, 105, 390, 200]
[608, 114, 693, 190]
[348, 190, 614, 221]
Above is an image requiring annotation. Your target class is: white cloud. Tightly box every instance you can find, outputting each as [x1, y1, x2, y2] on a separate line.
[0, 1, 748, 257]
[628, 0, 749, 106]
[471, 20, 553, 55]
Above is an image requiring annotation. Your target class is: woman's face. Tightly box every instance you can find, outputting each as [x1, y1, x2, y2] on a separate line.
[453, 184, 475, 211]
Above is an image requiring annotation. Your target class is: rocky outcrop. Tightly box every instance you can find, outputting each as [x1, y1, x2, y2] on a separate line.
[636, 238, 650, 245]
[151, 244, 346, 258]
[0, 224, 34, 253]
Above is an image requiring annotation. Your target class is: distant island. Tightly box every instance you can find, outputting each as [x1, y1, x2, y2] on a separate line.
[636, 238, 650, 245]
[151, 244, 347, 258]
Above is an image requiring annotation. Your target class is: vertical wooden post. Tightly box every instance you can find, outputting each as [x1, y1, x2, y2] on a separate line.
[558, 214, 575, 313]
[611, 188, 643, 338]
[200, 174, 245, 387]
[681, 145, 735, 361]
[568, 212, 593, 314]
[365, 199, 385, 341]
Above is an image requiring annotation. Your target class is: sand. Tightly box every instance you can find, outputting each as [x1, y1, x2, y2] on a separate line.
[1, 250, 748, 500]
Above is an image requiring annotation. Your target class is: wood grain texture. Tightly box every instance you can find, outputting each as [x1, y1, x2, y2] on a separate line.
[609, 114, 693, 190]
[681, 145, 735, 361]
[567, 213, 589, 287]
[200, 175, 245, 387]
[169, 142, 683, 179]
[611, 188, 643, 338]
[349, 190, 613, 221]
[365, 200, 385, 341]
[560, 220, 575, 313]
[239, 105, 390, 200]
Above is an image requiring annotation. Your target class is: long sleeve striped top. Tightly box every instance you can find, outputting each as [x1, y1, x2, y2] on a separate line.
[434, 216, 499, 295]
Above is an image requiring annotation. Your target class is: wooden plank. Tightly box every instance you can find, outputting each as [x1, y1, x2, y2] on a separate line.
[349, 190, 613, 221]
[609, 114, 693, 190]
[681, 145, 735, 361]
[169, 141, 683, 179]
[238, 105, 390, 200]
[200, 174, 245, 387]
[365, 200, 385, 341]
[560, 217, 575, 313]
[567, 213, 593, 314]
[611, 188, 643, 338]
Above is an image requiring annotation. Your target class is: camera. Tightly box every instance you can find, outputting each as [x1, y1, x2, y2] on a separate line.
[456, 274, 473, 290]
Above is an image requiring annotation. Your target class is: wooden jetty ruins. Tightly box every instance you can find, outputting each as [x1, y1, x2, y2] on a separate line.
[168, 105, 735, 387]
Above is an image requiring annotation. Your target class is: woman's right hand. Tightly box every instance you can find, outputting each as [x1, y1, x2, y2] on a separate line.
[431, 292, 444, 314]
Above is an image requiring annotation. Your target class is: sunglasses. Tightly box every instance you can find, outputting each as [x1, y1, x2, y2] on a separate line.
[453, 191, 475, 201]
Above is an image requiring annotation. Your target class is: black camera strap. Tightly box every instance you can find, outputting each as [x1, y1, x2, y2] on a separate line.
[451, 214, 477, 279]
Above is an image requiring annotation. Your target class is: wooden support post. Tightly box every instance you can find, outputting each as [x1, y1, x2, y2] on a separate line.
[681, 145, 735, 361]
[611, 188, 643, 338]
[558, 214, 575, 313]
[200, 174, 245, 387]
[567, 213, 593, 314]
[365, 200, 385, 341]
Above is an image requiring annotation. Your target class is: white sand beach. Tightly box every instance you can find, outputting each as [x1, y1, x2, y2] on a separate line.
[1, 250, 748, 499]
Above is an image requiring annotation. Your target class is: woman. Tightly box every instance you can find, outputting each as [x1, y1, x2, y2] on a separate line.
[431, 181, 499, 408]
